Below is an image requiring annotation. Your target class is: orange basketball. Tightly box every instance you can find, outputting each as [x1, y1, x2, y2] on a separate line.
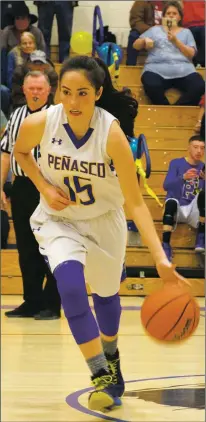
[141, 284, 200, 342]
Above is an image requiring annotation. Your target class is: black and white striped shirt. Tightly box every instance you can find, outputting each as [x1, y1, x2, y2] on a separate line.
[1, 104, 49, 176]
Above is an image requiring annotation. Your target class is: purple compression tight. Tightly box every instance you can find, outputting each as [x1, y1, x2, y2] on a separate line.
[92, 293, 122, 336]
[54, 260, 121, 343]
[54, 260, 99, 344]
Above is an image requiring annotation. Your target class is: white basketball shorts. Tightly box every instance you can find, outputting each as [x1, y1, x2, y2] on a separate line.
[30, 205, 127, 297]
[166, 195, 199, 229]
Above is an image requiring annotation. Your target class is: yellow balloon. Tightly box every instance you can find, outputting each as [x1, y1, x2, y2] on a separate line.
[71, 31, 92, 54]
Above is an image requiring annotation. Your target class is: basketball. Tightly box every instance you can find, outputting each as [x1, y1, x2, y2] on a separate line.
[141, 284, 200, 342]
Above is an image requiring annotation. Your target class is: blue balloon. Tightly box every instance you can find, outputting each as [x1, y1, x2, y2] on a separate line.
[96, 42, 123, 66]
[128, 136, 144, 160]
[128, 137, 138, 160]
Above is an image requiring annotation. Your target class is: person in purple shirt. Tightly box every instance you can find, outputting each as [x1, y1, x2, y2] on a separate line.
[162, 135, 205, 261]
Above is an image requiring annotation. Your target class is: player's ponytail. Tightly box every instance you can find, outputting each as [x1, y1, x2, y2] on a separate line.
[95, 57, 138, 137]
[60, 55, 138, 137]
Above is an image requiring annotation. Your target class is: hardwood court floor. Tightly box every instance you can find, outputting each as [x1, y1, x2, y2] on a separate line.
[1, 295, 205, 422]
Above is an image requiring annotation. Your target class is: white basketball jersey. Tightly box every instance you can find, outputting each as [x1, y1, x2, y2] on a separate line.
[39, 103, 124, 220]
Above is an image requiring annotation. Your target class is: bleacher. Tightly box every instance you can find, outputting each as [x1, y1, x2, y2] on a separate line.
[1, 65, 205, 297]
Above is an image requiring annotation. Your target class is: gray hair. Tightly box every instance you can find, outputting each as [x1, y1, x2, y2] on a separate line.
[23, 70, 50, 86]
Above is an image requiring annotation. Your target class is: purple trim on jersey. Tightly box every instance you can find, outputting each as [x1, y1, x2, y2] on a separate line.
[63, 123, 94, 149]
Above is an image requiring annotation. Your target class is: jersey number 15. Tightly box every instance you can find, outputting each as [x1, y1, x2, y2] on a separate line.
[64, 176, 95, 206]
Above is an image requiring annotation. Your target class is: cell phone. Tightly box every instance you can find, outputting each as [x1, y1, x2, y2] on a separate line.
[162, 17, 177, 28]
[202, 164, 205, 173]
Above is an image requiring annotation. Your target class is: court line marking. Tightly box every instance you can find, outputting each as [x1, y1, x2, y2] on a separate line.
[65, 374, 204, 422]
[1, 305, 206, 310]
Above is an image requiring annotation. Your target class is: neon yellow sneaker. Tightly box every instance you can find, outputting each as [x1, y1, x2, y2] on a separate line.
[88, 369, 122, 412]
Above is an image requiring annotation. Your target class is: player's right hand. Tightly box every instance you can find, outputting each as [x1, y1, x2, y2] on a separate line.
[183, 169, 198, 180]
[1, 190, 7, 209]
[42, 185, 76, 211]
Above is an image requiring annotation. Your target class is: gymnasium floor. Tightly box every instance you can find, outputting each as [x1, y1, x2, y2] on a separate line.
[1, 295, 205, 422]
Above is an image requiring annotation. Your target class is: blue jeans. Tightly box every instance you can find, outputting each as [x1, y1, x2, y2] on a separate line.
[1, 85, 10, 118]
[189, 26, 205, 67]
[126, 29, 140, 66]
[37, 1, 74, 62]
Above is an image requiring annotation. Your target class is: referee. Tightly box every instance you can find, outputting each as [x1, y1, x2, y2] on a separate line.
[1, 70, 61, 320]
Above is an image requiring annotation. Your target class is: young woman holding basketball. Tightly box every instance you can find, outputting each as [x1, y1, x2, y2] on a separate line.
[13, 56, 188, 412]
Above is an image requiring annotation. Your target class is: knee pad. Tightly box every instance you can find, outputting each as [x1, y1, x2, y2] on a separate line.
[197, 190, 205, 218]
[163, 200, 178, 226]
[54, 260, 89, 319]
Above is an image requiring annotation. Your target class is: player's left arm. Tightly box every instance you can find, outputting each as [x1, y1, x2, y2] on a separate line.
[107, 121, 189, 285]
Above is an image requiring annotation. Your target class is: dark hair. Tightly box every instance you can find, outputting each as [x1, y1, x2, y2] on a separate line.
[60, 55, 105, 91]
[189, 135, 205, 143]
[162, 1, 183, 26]
[60, 55, 138, 137]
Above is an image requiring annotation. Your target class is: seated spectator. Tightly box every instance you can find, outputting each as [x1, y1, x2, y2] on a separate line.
[162, 135, 205, 261]
[1, 36, 11, 117]
[0, 110, 7, 135]
[2, 3, 46, 53]
[7, 31, 37, 89]
[183, 0, 205, 67]
[126, 1, 164, 66]
[11, 50, 58, 109]
[133, 1, 205, 106]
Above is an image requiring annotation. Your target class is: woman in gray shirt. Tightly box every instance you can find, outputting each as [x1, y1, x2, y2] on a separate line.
[133, 1, 205, 106]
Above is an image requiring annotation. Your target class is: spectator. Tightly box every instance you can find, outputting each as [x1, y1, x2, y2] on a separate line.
[183, 0, 205, 67]
[1, 1, 26, 29]
[162, 135, 205, 261]
[1, 33, 11, 117]
[133, 1, 205, 106]
[1, 71, 61, 319]
[2, 3, 46, 53]
[11, 50, 58, 109]
[126, 1, 164, 66]
[0, 110, 8, 136]
[34, 1, 77, 63]
[7, 32, 37, 89]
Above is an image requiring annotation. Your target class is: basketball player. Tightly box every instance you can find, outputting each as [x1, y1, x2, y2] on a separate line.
[13, 56, 188, 412]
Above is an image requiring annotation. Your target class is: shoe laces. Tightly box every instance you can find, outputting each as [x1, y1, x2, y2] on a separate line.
[92, 374, 113, 390]
[107, 358, 119, 383]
